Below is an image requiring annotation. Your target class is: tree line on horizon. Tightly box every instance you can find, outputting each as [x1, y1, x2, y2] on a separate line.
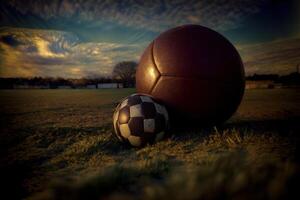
[0, 60, 300, 89]
[0, 61, 137, 89]
[246, 72, 300, 85]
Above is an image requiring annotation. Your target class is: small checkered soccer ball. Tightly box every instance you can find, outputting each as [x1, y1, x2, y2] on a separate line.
[113, 94, 169, 147]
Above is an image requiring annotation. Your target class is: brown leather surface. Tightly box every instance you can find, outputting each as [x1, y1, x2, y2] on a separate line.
[136, 42, 160, 94]
[151, 76, 244, 125]
[153, 25, 244, 81]
[136, 24, 245, 126]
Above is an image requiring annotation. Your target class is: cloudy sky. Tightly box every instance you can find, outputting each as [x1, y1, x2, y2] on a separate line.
[0, 0, 299, 78]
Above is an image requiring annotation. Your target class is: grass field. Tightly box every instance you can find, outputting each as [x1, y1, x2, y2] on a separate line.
[0, 88, 300, 200]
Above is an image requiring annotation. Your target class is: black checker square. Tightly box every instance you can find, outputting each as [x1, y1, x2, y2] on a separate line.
[154, 113, 166, 133]
[141, 102, 156, 119]
[118, 106, 130, 124]
[113, 94, 170, 147]
[127, 95, 142, 106]
[128, 117, 144, 136]
[140, 132, 156, 144]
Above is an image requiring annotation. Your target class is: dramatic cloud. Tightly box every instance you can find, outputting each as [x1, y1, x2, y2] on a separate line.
[238, 37, 300, 75]
[1, 27, 299, 78]
[0, 28, 144, 78]
[2, 0, 268, 32]
[0, 0, 298, 77]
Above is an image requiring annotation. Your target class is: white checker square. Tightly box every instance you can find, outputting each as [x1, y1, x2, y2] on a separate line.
[144, 119, 155, 133]
[113, 111, 119, 137]
[115, 130, 123, 141]
[120, 99, 128, 109]
[119, 124, 131, 138]
[128, 135, 142, 147]
[113, 111, 119, 127]
[130, 104, 143, 117]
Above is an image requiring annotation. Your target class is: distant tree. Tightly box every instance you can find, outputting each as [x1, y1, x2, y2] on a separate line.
[246, 73, 279, 81]
[112, 61, 137, 87]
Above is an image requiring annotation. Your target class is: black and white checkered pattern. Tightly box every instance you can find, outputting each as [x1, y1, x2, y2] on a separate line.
[113, 93, 169, 147]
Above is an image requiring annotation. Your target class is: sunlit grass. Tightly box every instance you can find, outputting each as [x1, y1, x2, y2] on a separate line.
[0, 88, 299, 199]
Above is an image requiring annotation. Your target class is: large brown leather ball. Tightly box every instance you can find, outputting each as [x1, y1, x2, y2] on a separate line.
[136, 24, 245, 127]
